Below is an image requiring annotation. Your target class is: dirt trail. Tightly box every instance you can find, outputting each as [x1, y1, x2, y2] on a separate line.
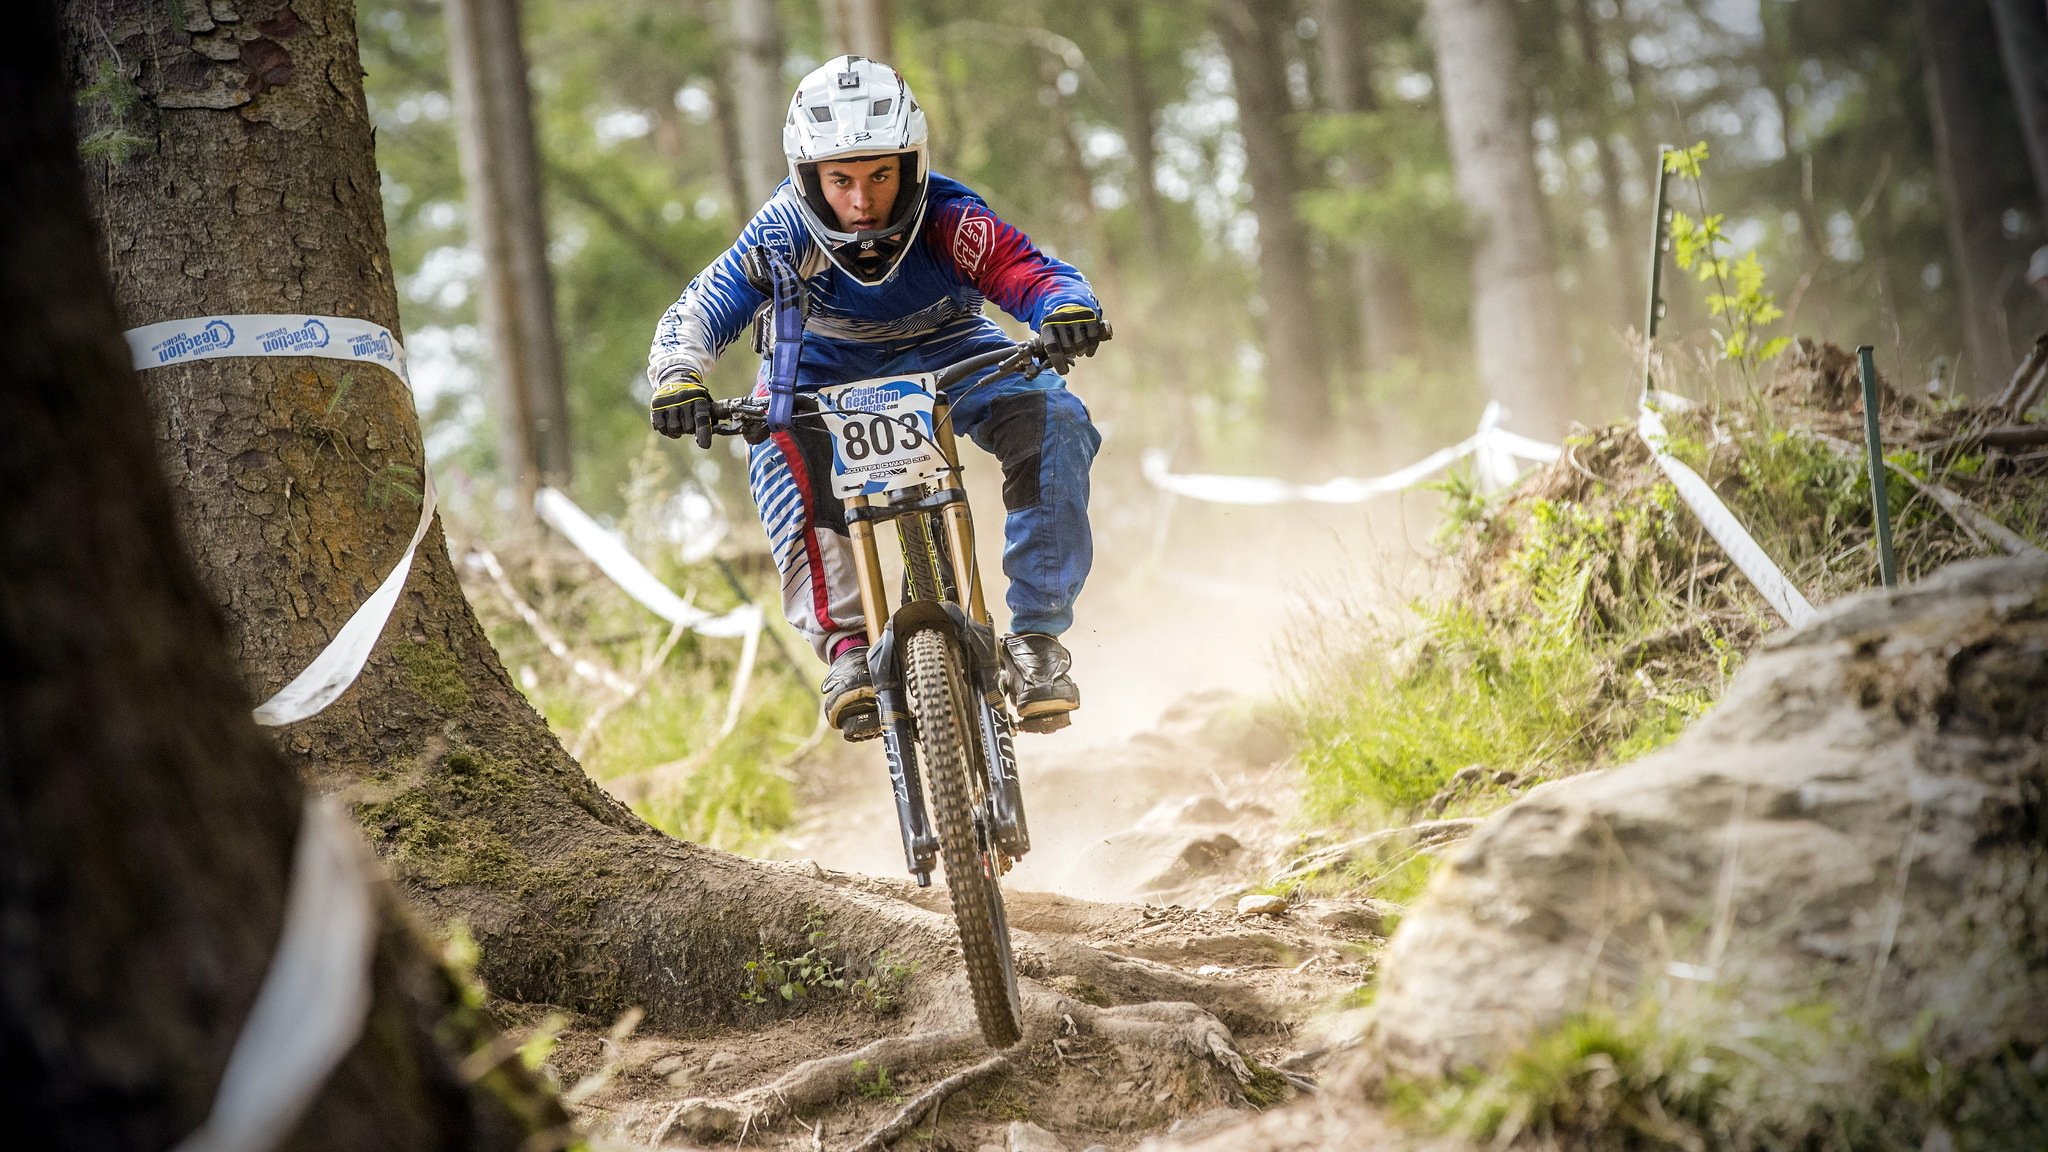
[546, 462, 1431, 1149]
[772, 586, 1308, 911]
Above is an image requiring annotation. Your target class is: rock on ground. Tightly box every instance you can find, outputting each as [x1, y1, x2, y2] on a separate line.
[1370, 556, 2048, 1077]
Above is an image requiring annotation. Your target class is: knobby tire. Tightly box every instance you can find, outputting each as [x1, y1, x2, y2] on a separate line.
[906, 627, 1023, 1048]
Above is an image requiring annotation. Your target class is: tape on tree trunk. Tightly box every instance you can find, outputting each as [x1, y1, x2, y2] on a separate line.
[124, 314, 435, 727]
[173, 797, 376, 1152]
[1141, 401, 1559, 505]
[1638, 397, 1817, 627]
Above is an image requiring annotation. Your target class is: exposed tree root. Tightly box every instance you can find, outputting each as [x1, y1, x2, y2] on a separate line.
[657, 974, 1301, 1144]
[848, 1052, 1014, 1152]
[659, 1028, 985, 1140]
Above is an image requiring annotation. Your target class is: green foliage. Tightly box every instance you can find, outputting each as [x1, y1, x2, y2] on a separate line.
[517, 1012, 571, 1072]
[736, 922, 918, 1019]
[1293, 470, 1715, 826]
[852, 1059, 898, 1101]
[439, 921, 489, 1011]
[850, 953, 917, 1017]
[76, 57, 152, 164]
[1665, 143, 1791, 374]
[1402, 999, 2048, 1151]
[740, 920, 848, 1007]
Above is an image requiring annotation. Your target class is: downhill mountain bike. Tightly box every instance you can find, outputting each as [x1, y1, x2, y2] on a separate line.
[708, 338, 1063, 1048]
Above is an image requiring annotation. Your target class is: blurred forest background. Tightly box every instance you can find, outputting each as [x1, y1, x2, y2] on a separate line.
[350, 0, 2048, 849]
[359, 0, 2048, 515]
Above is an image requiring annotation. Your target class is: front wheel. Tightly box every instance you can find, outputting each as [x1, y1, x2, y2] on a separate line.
[906, 626, 1023, 1047]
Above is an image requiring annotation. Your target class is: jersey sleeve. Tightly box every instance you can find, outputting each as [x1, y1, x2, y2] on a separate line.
[646, 195, 806, 388]
[927, 193, 1099, 329]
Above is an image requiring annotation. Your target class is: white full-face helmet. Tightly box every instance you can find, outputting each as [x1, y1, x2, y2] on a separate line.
[783, 55, 930, 285]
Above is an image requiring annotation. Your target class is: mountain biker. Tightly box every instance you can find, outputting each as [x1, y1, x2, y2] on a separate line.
[646, 55, 1109, 742]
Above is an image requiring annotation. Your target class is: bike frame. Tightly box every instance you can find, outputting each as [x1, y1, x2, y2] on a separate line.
[846, 400, 1032, 886]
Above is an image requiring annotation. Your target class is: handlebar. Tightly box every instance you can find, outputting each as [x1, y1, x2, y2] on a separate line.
[707, 337, 1058, 437]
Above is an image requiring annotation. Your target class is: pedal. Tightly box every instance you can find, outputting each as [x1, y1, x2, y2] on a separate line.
[1015, 710, 1070, 734]
[837, 707, 884, 742]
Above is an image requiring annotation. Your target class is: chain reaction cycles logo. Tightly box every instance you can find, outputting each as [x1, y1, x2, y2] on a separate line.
[827, 378, 923, 415]
[347, 329, 397, 362]
[151, 319, 236, 364]
[257, 318, 332, 354]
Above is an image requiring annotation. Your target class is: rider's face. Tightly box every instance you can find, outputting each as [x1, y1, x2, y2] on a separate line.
[817, 156, 900, 233]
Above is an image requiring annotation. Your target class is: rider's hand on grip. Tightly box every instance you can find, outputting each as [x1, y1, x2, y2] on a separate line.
[1039, 303, 1109, 368]
[651, 372, 715, 448]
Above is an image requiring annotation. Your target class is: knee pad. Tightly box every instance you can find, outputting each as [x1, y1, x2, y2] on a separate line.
[981, 392, 1049, 511]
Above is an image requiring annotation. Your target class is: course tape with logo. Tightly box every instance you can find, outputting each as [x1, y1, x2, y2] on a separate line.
[124, 314, 435, 727]
[1140, 400, 1560, 505]
[172, 797, 375, 1152]
[534, 487, 764, 639]
[1637, 395, 1816, 628]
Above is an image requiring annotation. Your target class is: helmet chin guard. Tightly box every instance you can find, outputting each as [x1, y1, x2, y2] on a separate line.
[783, 55, 931, 285]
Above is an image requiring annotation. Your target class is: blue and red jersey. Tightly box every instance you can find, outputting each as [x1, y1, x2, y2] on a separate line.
[647, 174, 1099, 388]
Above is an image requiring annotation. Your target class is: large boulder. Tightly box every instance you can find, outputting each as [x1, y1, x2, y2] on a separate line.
[1371, 557, 2048, 1078]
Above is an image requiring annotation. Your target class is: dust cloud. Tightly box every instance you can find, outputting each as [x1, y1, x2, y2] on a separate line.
[774, 428, 1440, 905]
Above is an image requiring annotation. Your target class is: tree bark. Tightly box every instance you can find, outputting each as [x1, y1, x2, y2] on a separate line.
[823, 0, 894, 60]
[1315, 0, 1421, 374]
[445, 0, 573, 503]
[12, 2, 564, 1145]
[1920, 0, 2021, 396]
[1115, 0, 1170, 261]
[1988, 0, 2048, 225]
[1426, 0, 1574, 437]
[1216, 0, 1334, 442]
[727, 0, 788, 206]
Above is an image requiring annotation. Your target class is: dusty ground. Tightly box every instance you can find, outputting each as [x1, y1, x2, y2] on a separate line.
[533, 666, 1391, 1151]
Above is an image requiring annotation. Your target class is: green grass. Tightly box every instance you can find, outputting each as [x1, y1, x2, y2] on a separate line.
[455, 451, 819, 853]
[1291, 452, 1726, 829]
[1398, 999, 2048, 1151]
[1288, 370, 2038, 838]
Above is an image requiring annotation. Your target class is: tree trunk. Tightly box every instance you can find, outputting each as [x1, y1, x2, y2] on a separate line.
[1037, 44, 1115, 280]
[1215, 0, 1334, 443]
[727, 0, 788, 206]
[823, 0, 894, 60]
[446, 0, 572, 504]
[706, 61, 757, 228]
[1315, 0, 1421, 374]
[1989, 0, 2048, 225]
[1920, 0, 2021, 396]
[1426, 0, 1574, 438]
[60, 0, 1253, 1054]
[1115, 0, 1170, 262]
[1567, 0, 1643, 333]
[11, 2, 564, 1145]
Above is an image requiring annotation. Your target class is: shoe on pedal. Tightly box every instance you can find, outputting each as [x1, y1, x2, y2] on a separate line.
[822, 644, 881, 741]
[1000, 632, 1079, 732]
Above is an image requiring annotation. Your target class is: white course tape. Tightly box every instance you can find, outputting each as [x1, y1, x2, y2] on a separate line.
[253, 476, 437, 726]
[535, 487, 764, 639]
[125, 314, 408, 380]
[1141, 401, 1559, 506]
[126, 314, 433, 726]
[173, 797, 376, 1152]
[1638, 397, 1816, 627]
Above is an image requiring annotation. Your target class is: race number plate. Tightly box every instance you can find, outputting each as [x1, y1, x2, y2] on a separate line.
[817, 373, 948, 498]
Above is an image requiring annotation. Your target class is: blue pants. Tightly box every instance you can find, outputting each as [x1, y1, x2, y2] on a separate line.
[746, 320, 1100, 659]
